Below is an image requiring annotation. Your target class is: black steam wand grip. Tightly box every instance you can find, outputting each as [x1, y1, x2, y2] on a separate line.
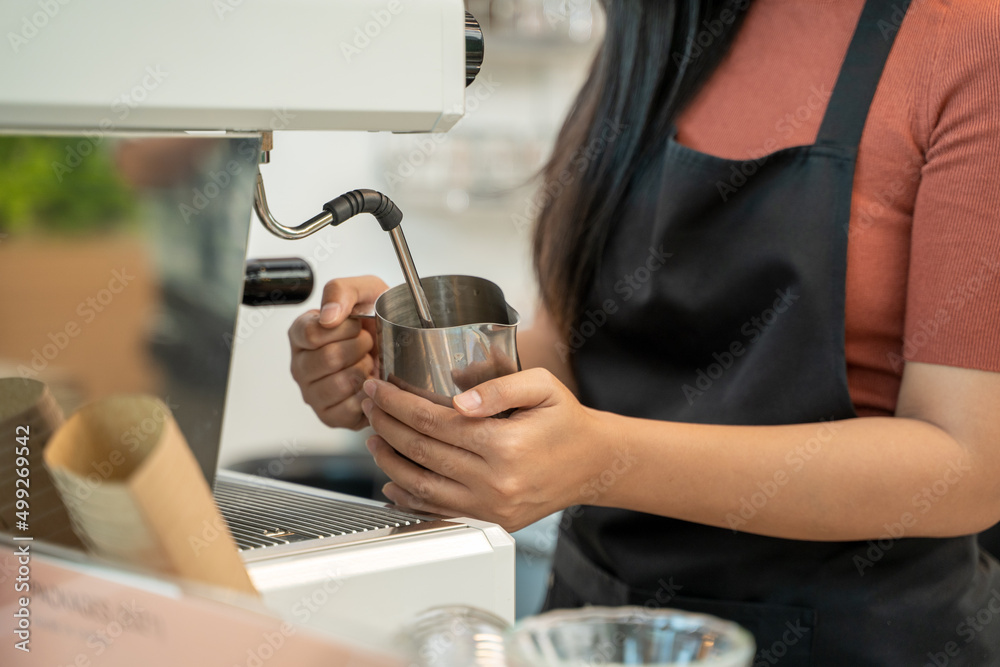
[322, 189, 403, 232]
[322, 190, 435, 328]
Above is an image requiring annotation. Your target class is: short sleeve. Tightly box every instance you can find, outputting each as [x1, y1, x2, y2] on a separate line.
[905, 0, 1000, 371]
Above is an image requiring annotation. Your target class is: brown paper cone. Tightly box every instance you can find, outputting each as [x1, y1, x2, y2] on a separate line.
[43, 394, 257, 595]
[0, 377, 83, 549]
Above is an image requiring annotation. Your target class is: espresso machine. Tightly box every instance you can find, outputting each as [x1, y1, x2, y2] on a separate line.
[0, 0, 512, 649]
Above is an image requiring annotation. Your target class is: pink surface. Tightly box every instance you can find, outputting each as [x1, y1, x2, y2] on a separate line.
[0, 542, 402, 667]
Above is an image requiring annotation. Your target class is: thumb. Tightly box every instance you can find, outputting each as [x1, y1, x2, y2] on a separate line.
[452, 368, 560, 417]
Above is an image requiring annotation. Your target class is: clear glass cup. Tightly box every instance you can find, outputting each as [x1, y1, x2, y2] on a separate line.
[505, 606, 756, 667]
[400, 605, 510, 667]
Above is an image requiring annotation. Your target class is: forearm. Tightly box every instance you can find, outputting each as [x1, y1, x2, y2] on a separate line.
[593, 411, 999, 541]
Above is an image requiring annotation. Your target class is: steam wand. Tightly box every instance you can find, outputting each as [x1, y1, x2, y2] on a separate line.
[254, 170, 437, 329]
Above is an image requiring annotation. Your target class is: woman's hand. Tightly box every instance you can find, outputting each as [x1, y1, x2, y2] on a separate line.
[360, 368, 624, 532]
[288, 275, 387, 430]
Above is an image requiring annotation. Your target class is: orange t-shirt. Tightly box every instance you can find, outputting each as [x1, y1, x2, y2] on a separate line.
[675, 0, 1000, 417]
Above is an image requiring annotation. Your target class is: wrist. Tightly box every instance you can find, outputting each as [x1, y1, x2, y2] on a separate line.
[575, 407, 639, 510]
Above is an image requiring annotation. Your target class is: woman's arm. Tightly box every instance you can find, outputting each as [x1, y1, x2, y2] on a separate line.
[359, 361, 1000, 537]
[594, 361, 1000, 541]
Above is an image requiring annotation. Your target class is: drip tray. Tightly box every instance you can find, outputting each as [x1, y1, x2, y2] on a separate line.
[213, 470, 444, 553]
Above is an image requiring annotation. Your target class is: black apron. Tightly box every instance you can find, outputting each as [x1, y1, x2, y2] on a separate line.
[547, 0, 1000, 664]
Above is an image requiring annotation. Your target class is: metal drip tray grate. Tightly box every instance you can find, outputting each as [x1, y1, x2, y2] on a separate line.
[213, 473, 428, 552]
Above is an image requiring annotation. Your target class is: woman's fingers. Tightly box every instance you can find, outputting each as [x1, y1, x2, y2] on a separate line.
[362, 398, 486, 480]
[363, 379, 496, 454]
[297, 353, 375, 430]
[288, 310, 363, 352]
[303, 354, 373, 404]
[314, 390, 369, 430]
[287, 275, 388, 430]
[291, 330, 374, 385]
[365, 435, 472, 510]
[319, 275, 388, 327]
[381, 482, 466, 517]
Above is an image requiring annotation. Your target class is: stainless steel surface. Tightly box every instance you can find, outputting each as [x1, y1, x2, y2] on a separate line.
[375, 275, 519, 406]
[0, 133, 261, 483]
[253, 171, 336, 240]
[389, 226, 437, 328]
[255, 165, 438, 325]
[213, 470, 450, 554]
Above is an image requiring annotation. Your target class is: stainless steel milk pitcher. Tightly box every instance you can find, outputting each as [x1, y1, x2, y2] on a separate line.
[363, 275, 520, 408]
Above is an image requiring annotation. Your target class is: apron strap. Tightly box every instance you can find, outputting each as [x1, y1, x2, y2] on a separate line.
[816, 0, 912, 148]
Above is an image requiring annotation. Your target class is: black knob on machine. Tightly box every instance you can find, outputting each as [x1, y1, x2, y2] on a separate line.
[243, 258, 313, 307]
[465, 11, 485, 87]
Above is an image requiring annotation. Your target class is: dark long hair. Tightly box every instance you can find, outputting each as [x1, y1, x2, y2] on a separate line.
[533, 0, 750, 331]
